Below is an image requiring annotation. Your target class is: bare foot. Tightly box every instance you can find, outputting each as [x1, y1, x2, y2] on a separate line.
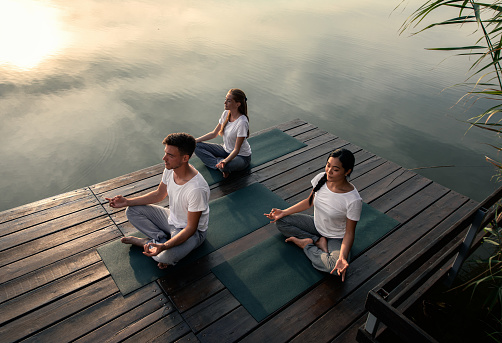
[121, 236, 149, 247]
[158, 262, 169, 269]
[285, 237, 314, 249]
[316, 237, 328, 253]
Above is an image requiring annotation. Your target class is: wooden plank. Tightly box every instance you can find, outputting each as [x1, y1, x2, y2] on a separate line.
[175, 332, 200, 343]
[0, 188, 92, 224]
[358, 169, 416, 203]
[75, 297, 175, 343]
[0, 216, 111, 267]
[334, 315, 367, 342]
[0, 225, 120, 284]
[295, 128, 330, 142]
[147, 322, 193, 343]
[196, 306, 257, 343]
[90, 164, 164, 195]
[366, 175, 432, 212]
[289, 275, 382, 343]
[0, 249, 101, 303]
[183, 289, 240, 333]
[26, 282, 163, 343]
[286, 123, 318, 136]
[0, 276, 119, 343]
[122, 311, 191, 343]
[0, 194, 102, 237]
[0, 262, 110, 326]
[170, 274, 225, 312]
[275, 119, 309, 132]
[352, 160, 401, 191]
[385, 182, 450, 224]
[0, 205, 108, 251]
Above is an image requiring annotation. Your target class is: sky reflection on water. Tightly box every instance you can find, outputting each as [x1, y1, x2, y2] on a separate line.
[0, 0, 499, 212]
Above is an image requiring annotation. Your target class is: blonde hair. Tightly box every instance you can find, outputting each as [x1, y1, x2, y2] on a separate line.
[219, 88, 249, 137]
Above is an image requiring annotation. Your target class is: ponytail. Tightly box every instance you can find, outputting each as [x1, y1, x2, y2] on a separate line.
[308, 173, 327, 206]
[219, 88, 249, 137]
[218, 111, 231, 136]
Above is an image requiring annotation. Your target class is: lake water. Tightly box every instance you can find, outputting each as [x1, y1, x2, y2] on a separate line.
[1, 0, 499, 212]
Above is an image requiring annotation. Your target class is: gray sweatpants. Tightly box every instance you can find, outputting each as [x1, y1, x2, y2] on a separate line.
[276, 214, 343, 274]
[125, 205, 206, 266]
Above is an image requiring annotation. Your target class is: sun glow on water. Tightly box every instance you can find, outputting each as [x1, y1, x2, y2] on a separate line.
[0, 0, 69, 70]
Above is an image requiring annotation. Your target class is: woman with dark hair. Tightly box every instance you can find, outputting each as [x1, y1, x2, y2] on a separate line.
[264, 148, 362, 281]
[194, 88, 251, 178]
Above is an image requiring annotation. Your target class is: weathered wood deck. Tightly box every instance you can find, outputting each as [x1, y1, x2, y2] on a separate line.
[0, 119, 477, 342]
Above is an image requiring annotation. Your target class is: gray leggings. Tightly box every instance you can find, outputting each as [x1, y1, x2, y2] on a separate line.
[125, 205, 206, 266]
[276, 214, 343, 274]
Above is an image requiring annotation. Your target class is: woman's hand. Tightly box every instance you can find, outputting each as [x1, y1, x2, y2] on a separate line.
[143, 242, 166, 257]
[332, 257, 349, 282]
[215, 160, 227, 169]
[264, 208, 285, 223]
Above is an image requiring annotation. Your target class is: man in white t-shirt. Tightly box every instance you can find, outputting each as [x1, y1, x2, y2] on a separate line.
[106, 133, 210, 269]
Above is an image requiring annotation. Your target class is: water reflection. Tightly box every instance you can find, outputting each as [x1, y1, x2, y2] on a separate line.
[0, 0, 498, 212]
[0, 0, 70, 70]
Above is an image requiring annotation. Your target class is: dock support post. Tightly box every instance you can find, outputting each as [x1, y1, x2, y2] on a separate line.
[364, 312, 380, 337]
[444, 207, 488, 287]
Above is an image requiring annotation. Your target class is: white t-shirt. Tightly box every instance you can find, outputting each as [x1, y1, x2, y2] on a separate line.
[219, 110, 252, 156]
[161, 168, 210, 231]
[311, 172, 363, 239]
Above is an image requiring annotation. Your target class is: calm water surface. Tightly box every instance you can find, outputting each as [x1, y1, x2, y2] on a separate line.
[0, 0, 499, 212]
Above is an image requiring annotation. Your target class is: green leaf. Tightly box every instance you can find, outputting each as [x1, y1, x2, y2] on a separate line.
[426, 45, 487, 50]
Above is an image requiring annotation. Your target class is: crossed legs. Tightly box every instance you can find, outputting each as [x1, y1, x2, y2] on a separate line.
[276, 214, 342, 274]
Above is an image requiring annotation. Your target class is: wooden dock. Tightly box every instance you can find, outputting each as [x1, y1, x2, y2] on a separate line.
[0, 119, 477, 342]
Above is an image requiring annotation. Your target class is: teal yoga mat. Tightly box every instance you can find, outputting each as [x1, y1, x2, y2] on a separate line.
[190, 128, 307, 185]
[98, 183, 290, 295]
[211, 203, 400, 322]
[97, 232, 166, 295]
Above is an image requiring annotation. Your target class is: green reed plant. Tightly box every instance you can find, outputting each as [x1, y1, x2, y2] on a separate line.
[455, 218, 502, 340]
[401, 0, 502, 173]
[401, 1, 502, 340]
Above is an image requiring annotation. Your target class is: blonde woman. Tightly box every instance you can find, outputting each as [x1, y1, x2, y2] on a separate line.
[194, 88, 251, 178]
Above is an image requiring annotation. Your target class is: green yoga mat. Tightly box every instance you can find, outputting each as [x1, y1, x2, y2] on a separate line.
[190, 128, 307, 185]
[211, 203, 400, 322]
[98, 183, 290, 295]
[97, 232, 167, 295]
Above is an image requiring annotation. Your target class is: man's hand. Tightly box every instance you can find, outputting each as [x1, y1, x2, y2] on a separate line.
[105, 195, 128, 208]
[143, 242, 166, 257]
